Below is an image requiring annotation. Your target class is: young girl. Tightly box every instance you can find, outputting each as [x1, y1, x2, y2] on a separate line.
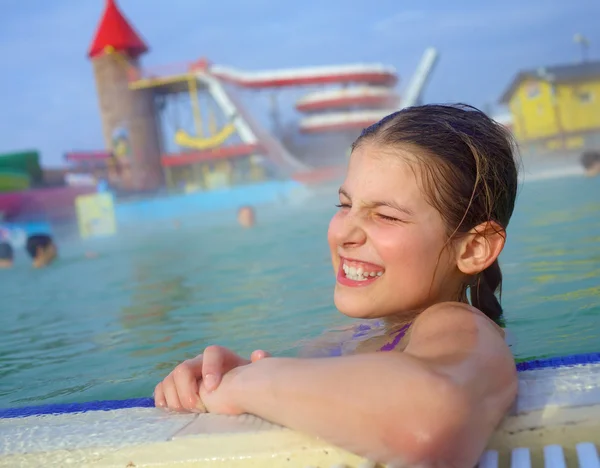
[154, 104, 519, 467]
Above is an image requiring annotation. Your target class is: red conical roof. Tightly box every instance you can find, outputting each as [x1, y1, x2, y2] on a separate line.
[88, 0, 148, 59]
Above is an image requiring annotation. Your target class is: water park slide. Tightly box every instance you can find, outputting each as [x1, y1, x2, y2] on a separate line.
[0, 151, 43, 187]
[211, 62, 400, 138]
[1, 353, 600, 467]
[199, 66, 395, 173]
[0, 150, 42, 193]
[131, 49, 438, 176]
[208, 52, 436, 164]
[205, 75, 310, 173]
[295, 86, 400, 113]
[133, 60, 401, 173]
[298, 48, 439, 134]
[212, 48, 437, 135]
[209, 63, 398, 88]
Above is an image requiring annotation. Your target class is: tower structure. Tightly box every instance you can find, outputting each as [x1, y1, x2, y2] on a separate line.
[88, 0, 163, 191]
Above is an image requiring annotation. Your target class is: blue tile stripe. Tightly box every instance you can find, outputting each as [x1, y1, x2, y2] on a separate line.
[2, 352, 600, 419]
[0, 397, 154, 419]
[515, 352, 600, 371]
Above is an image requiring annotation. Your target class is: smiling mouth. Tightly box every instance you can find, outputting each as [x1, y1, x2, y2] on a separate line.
[340, 258, 385, 282]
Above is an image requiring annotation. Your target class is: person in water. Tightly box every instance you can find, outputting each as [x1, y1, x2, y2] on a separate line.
[237, 205, 256, 228]
[26, 234, 57, 268]
[581, 150, 600, 177]
[0, 242, 13, 268]
[154, 104, 519, 467]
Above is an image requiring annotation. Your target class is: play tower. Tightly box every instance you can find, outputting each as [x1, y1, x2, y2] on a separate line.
[87, 0, 163, 191]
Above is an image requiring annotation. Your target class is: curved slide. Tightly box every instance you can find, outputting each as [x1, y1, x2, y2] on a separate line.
[202, 63, 400, 173]
[211, 63, 400, 137]
[131, 49, 438, 175]
[209, 63, 397, 88]
[297, 48, 439, 134]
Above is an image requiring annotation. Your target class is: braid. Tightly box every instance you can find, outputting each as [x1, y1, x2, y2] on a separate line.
[470, 259, 503, 324]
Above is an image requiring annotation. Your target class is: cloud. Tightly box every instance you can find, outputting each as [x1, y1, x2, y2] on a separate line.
[373, 2, 582, 41]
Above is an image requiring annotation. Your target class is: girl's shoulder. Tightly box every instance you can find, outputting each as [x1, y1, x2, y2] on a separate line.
[413, 301, 505, 338]
[406, 302, 511, 365]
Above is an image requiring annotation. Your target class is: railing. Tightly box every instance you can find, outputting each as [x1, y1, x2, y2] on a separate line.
[479, 443, 599, 467]
[127, 59, 209, 82]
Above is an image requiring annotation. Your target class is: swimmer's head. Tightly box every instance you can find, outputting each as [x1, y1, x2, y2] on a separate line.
[0, 242, 13, 268]
[237, 206, 256, 228]
[26, 234, 57, 268]
[328, 104, 518, 325]
[581, 150, 600, 177]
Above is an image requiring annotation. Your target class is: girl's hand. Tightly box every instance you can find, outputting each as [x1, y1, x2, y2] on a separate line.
[198, 364, 248, 416]
[153, 346, 270, 412]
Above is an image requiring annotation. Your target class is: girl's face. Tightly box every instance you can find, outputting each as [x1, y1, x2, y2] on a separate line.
[327, 143, 464, 320]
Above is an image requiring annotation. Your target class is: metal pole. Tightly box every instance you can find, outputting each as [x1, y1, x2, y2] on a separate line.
[574, 34, 590, 63]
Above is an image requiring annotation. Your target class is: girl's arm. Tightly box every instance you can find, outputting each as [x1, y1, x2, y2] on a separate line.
[201, 303, 517, 466]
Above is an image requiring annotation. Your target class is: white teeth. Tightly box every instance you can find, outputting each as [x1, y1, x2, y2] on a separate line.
[342, 261, 384, 281]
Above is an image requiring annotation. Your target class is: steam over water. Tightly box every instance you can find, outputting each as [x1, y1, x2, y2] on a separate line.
[1, 162, 599, 407]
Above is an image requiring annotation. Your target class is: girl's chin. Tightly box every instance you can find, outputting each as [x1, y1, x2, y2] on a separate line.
[334, 293, 415, 321]
[334, 299, 379, 319]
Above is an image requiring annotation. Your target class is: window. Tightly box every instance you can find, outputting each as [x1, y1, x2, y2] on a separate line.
[526, 82, 540, 98]
[578, 91, 593, 104]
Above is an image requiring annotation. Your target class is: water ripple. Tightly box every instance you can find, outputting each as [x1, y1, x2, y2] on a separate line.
[1, 177, 599, 406]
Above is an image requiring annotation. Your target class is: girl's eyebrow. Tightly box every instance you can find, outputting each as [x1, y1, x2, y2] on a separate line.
[367, 200, 414, 217]
[338, 187, 414, 216]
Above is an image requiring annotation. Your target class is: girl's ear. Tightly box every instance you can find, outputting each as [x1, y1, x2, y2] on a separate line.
[455, 221, 505, 275]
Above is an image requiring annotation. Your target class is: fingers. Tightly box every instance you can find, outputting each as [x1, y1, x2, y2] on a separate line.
[154, 355, 204, 412]
[155, 346, 265, 412]
[171, 359, 202, 410]
[250, 349, 272, 362]
[161, 373, 183, 411]
[202, 345, 250, 392]
[154, 382, 166, 408]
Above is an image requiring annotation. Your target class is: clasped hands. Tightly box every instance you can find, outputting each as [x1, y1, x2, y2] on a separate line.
[154, 346, 270, 415]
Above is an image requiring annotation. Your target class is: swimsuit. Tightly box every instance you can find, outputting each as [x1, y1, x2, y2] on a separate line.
[325, 322, 411, 356]
[379, 323, 411, 352]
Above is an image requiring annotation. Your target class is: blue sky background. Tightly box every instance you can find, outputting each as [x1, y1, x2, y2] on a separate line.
[0, 0, 598, 166]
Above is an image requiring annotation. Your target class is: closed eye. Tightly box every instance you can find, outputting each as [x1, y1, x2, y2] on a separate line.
[335, 203, 351, 209]
[377, 214, 401, 222]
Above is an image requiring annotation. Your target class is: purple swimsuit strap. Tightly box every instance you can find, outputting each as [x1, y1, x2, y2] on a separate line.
[379, 323, 411, 352]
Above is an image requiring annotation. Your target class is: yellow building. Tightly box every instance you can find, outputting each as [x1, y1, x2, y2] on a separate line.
[500, 61, 600, 151]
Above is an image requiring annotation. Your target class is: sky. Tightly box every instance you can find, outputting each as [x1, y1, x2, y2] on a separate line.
[0, 0, 598, 166]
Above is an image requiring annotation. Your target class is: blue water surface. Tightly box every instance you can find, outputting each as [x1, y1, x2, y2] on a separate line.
[0, 175, 599, 408]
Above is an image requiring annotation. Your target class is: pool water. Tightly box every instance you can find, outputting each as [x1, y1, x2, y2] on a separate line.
[1, 175, 599, 408]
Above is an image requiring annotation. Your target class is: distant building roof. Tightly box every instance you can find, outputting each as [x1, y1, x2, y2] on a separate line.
[64, 151, 112, 163]
[88, 0, 148, 59]
[499, 61, 600, 103]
